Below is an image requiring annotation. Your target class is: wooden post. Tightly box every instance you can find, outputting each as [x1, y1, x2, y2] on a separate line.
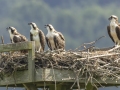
[28, 41, 35, 82]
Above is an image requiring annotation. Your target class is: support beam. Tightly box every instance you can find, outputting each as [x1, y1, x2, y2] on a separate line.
[28, 41, 35, 82]
[23, 83, 38, 90]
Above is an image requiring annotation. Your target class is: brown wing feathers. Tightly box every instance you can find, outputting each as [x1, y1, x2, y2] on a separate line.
[38, 30, 46, 52]
[53, 32, 65, 50]
[107, 26, 114, 43]
[30, 32, 33, 41]
[46, 37, 52, 50]
[115, 26, 120, 40]
[13, 34, 27, 43]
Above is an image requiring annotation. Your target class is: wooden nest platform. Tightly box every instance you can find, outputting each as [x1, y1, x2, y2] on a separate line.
[0, 40, 120, 89]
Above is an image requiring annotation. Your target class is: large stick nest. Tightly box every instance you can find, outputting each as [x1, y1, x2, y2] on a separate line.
[0, 36, 120, 89]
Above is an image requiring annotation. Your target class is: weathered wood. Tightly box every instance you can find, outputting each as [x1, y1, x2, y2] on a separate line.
[1, 68, 120, 86]
[0, 41, 33, 52]
[0, 70, 29, 85]
[23, 83, 38, 90]
[28, 41, 35, 82]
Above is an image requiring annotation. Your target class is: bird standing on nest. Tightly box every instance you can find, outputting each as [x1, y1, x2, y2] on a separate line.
[107, 15, 120, 47]
[45, 24, 65, 51]
[28, 22, 46, 52]
[7, 26, 28, 53]
[7, 27, 28, 43]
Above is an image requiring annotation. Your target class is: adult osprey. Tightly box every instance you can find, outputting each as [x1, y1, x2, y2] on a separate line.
[107, 15, 120, 46]
[7, 27, 28, 43]
[28, 22, 45, 52]
[45, 24, 65, 50]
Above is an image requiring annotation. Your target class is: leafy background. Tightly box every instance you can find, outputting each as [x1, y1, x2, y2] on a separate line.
[0, 0, 120, 90]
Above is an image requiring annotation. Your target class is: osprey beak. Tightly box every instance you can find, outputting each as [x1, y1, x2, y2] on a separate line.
[28, 23, 31, 25]
[108, 17, 111, 20]
[44, 24, 47, 28]
[6, 27, 9, 31]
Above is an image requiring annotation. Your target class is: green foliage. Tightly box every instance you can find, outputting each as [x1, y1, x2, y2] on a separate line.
[1, 0, 120, 50]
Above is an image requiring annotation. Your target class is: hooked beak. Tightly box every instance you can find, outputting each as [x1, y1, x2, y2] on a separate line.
[108, 17, 111, 20]
[44, 24, 48, 28]
[6, 27, 9, 31]
[28, 23, 32, 25]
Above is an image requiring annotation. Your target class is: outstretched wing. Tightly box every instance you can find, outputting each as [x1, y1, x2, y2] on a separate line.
[38, 30, 46, 52]
[107, 26, 114, 43]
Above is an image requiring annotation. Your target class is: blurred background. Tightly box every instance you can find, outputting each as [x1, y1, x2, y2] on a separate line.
[0, 0, 120, 90]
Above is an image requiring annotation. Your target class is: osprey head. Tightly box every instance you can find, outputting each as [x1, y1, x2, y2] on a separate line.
[108, 15, 118, 21]
[6, 27, 17, 34]
[45, 24, 54, 32]
[28, 22, 37, 30]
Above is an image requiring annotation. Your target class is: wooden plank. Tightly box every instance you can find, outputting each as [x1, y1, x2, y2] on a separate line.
[36, 68, 120, 84]
[0, 70, 29, 85]
[28, 41, 35, 82]
[0, 68, 120, 86]
[35, 69, 75, 82]
[0, 41, 33, 52]
[23, 83, 38, 90]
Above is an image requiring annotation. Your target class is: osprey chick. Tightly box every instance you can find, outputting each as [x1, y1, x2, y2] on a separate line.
[7, 26, 28, 53]
[107, 15, 120, 46]
[28, 22, 46, 52]
[45, 24, 65, 50]
[7, 27, 28, 43]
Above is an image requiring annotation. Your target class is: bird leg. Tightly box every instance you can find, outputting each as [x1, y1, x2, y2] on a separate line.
[35, 46, 41, 53]
[108, 44, 120, 52]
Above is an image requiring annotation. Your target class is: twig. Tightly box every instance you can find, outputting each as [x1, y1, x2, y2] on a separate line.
[108, 45, 120, 52]
[1, 36, 4, 44]
[77, 53, 120, 60]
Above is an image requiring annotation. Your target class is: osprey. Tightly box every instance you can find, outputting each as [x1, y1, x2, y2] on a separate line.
[7, 27, 28, 53]
[28, 22, 45, 52]
[7, 27, 28, 43]
[45, 24, 65, 50]
[107, 15, 120, 46]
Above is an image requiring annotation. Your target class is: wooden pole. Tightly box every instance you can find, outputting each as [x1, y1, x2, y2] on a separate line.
[28, 41, 35, 82]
